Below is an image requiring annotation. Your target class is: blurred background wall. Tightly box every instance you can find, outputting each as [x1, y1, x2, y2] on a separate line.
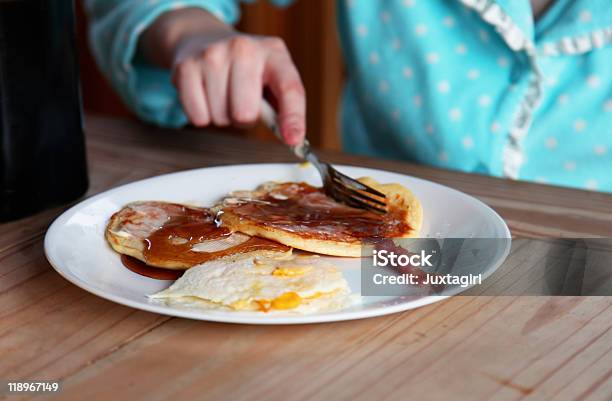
[75, 1, 344, 151]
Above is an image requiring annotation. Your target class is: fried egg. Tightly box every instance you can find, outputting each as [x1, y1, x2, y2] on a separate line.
[149, 254, 355, 314]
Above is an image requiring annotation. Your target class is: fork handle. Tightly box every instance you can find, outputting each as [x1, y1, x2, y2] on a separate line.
[260, 99, 309, 159]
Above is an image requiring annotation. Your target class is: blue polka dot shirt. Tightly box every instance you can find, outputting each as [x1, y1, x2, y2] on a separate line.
[85, 0, 612, 192]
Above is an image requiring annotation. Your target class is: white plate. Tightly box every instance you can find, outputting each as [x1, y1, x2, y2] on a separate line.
[45, 163, 510, 324]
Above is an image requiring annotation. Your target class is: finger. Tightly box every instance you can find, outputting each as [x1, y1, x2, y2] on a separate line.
[264, 54, 306, 146]
[172, 60, 210, 126]
[228, 38, 265, 126]
[201, 45, 231, 126]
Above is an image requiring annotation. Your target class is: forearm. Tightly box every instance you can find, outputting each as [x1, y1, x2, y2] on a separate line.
[139, 7, 235, 69]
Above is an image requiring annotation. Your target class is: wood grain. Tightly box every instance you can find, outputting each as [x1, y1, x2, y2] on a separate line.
[1, 115, 611, 401]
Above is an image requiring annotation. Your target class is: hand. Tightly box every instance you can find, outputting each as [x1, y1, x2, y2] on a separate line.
[140, 8, 306, 145]
[171, 32, 306, 146]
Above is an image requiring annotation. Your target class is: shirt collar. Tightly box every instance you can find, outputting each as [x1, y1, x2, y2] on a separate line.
[535, 0, 612, 43]
[460, 0, 612, 53]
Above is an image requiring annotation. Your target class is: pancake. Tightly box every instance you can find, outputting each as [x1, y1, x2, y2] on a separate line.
[106, 201, 291, 270]
[214, 177, 422, 257]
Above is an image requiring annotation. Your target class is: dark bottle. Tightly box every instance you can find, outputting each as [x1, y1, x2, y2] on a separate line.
[0, 0, 88, 222]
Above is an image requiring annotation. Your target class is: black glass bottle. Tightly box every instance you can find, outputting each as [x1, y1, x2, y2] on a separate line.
[0, 0, 88, 222]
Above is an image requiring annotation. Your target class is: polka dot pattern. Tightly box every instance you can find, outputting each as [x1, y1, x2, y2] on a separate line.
[89, 0, 612, 193]
[426, 52, 439, 64]
[368, 52, 380, 64]
[449, 108, 462, 122]
[443, 16, 455, 28]
[490, 122, 501, 134]
[437, 80, 451, 94]
[478, 95, 491, 107]
[462, 136, 475, 149]
[573, 119, 587, 133]
[414, 24, 427, 36]
[467, 69, 480, 80]
[587, 75, 601, 88]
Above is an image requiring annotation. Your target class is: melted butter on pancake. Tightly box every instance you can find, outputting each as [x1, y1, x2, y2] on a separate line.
[190, 232, 250, 253]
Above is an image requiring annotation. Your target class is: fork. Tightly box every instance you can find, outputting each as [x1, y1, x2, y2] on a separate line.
[260, 99, 387, 214]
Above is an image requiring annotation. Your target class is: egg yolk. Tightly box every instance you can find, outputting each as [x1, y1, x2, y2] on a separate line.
[253, 292, 303, 312]
[272, 265, 312, 277]
[271, 292, 302, 309]
[254, 299, 271, 312]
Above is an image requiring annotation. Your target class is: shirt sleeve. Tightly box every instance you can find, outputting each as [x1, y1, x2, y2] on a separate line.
[84, 0, 245, 128]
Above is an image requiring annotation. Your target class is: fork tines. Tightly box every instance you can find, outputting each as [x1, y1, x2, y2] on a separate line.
[327, 167, 388, 214]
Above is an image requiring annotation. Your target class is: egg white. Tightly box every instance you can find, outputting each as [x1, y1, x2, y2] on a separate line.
[149, 254, 355, 313]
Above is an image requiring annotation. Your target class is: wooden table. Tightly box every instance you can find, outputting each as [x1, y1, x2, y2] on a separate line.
[1, 115, 611, 401]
